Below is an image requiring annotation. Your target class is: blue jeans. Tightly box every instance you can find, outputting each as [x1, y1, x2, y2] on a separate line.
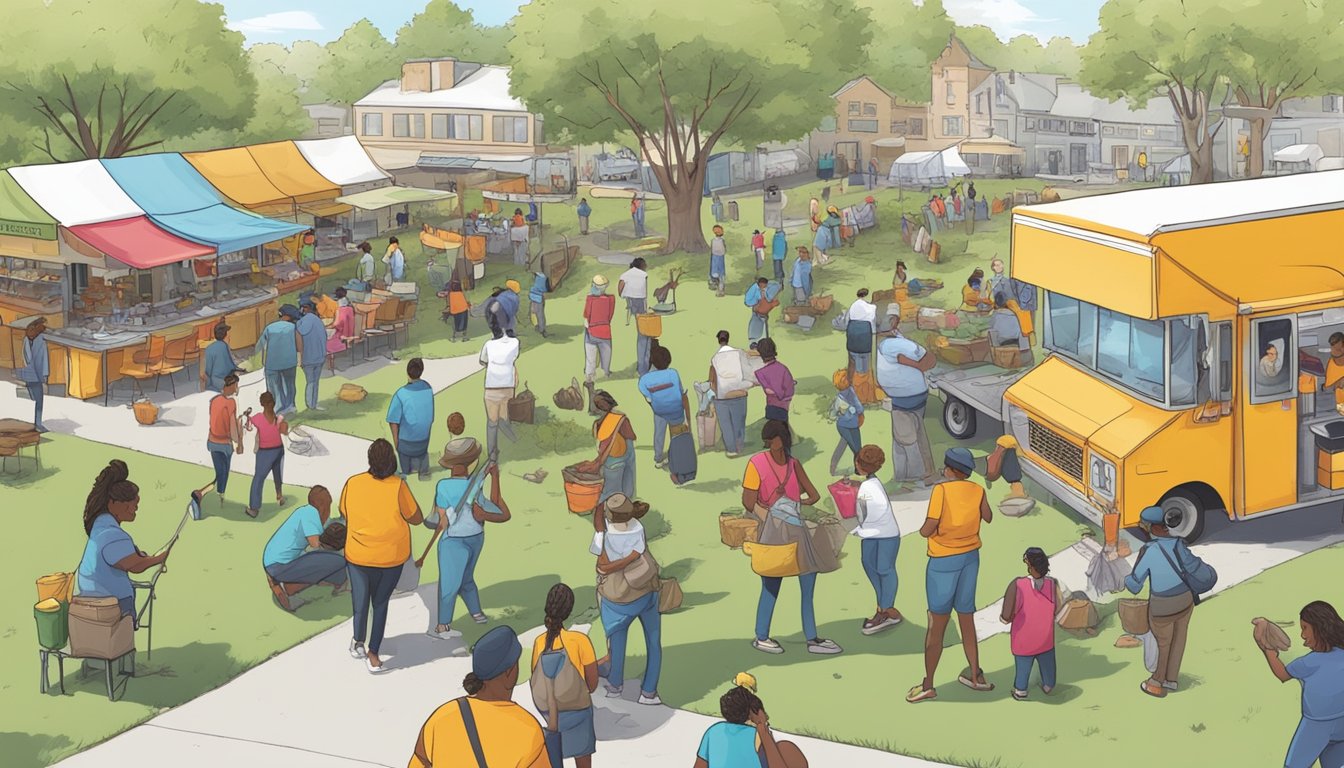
[651, 411, 685, 464]
[764, 405, 789, 423]
[265, 367, 297, 413]
[748, 312, 769, 342]
[756, 572, 818, 642]
[207, 441, 233, 495]
[716, 397, 748, 454]
[1013, 649, 1057, 692]
[773, 259, 785, 280]
[437, 534, 484, 625]
[249, 446, 284, 511]
[348, 562, 403, 655]
[837, 425, 862, 455]
[849, 352, 870, 373]
[26, 382, 44, 428]
[600, 450, 636, 504]
[301, 363, 323, 410]
[861, 537, 900, 610]
[600, 591, 661, 694]
[1286, 715, 1344, 768]
[926, 550, 980, 615]
[398, 438, 430, 477]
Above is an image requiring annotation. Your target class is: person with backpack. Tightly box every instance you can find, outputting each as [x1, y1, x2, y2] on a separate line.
[1125, 504, 1217, 697]
[1000, 547, 1063, 700]
[1262, 601, 1344, 768]
[592, 493, 663, 706]
[422, 463, 512, 641]
[409, 624, 551, 768]
[694, 673, 809, 768]
[531, 583, 598, 767]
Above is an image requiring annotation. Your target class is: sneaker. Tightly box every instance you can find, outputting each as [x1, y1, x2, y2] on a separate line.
[638, 692, 663, 706]
[245, 508, 259, 519]
[654, 459, 668, 469]
[269, 579, 293, 612]
[752, 638, 785, 655]
[427, 627, 462, 641]
[348, 639, 366, 659]
[604, 685, 623, 698]
[366, 657, 388, 674]
[807, 638, 843, 655]
[1161, 680, 1178, 691]
[471, 613, 488, 624]
[1012, 689, 1029, 701]
[861, 616, 901, 635]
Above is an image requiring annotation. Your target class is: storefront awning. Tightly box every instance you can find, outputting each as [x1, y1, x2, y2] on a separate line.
[67, 216, 214, 269]
[10, 160, 144, 226]
[295, 136, 392, 185]
[337, 186, 456, 211]
[960, 136, 1026, 156]
[184, 147, 291, 208]
[0, 171, 57, 240]
[247, 141, 341, 202]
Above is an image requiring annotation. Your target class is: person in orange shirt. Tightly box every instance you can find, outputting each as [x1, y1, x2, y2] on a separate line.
[907, 447, 993, 703]
[512, 208, 527, 228]
[1324, 333, 1344, 412]
[205, 373, 245, 509]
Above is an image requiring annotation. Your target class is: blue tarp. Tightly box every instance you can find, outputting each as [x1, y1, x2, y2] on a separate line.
[101, 154, 305, 254]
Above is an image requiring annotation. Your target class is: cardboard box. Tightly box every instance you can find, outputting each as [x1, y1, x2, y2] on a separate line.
[1318, 466, 1344, 491]
[1318, 449, 1344, 473]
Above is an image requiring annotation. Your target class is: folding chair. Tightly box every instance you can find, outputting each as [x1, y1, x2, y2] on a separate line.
[117, 335, 183, 401]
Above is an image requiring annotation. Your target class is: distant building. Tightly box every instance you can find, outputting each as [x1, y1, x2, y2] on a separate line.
[809, 75, 927, 174]
[1216, 95, 1344, 178]
[930, 36, 996, 146]
[302, 104, 350, 139]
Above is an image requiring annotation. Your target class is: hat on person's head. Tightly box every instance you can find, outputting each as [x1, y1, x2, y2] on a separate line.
[604, 493, 649, 522]
[27, 316, 47, 330]
[300, 298, 317, 311]
[505, 279, 521, 293]
[279, 304, 301, 320]
[471, 625, 523, 682]
[944, 447, 975, 476]
[592, 274, 608, 287]
[865, 196, 876, 204]
[1140, 506, 1166, 526]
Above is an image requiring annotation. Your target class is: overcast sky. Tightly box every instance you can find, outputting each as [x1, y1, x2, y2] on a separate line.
[220, 0, 1107, 46]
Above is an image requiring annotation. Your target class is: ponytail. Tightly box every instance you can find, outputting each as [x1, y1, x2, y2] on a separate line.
[542, 583, 576, 654]
[83, 460, 137, 536]
[462, 673, 484, 696]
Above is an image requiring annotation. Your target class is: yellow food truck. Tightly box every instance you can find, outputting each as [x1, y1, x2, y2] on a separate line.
[947, 172, 1344, 542]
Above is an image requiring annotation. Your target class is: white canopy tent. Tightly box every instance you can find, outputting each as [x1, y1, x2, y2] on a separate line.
[295, 136, 392, 186]
[889, 151, 948, 187]
[1273, 144, 1325, 172]
[9, 159, 144, 226]
[940, 146, 971, 177]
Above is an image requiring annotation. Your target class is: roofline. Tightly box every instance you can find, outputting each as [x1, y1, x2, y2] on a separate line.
[353, 102, 531, 113]
[1019, 197, 1344, 242]
[831, 75, 895, 101]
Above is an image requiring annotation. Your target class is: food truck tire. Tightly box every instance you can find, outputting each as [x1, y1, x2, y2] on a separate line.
[1159, 489, 1205, 543]
[942, 397, 977, 440]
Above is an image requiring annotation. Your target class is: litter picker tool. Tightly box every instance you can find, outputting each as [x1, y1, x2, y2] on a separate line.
[134, 480, 212, 657]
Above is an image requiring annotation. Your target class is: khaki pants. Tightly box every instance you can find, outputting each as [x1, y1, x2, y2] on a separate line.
[1149, 593, 1194, 684]
[484, 387, 514, 423]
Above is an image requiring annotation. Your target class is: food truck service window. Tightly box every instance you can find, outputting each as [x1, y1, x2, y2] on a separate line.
[1251, 316, 1296, 404]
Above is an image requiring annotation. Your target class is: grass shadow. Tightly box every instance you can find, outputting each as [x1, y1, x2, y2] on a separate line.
[0, 731, 74, 768]
[292, 392, 391, 426]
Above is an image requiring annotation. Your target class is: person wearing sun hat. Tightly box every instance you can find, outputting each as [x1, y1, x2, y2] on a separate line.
[908, 446, 994, 703]
[408, 624, 550, 767]
[583, 275, 615, 382]
[591, 493, 662, 706]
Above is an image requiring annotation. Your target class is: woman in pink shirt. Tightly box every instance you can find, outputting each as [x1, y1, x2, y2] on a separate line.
[326, 287, 356, 373]
[247, 391, 289, 519]
[999, 547, 1062, 700]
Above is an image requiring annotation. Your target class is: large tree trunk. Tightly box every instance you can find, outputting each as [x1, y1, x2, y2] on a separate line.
[647, 156, 709, 254]
[1245, 117, 1268, 178]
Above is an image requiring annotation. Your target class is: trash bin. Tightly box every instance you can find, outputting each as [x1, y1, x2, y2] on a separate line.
[35, 598, 69, 651]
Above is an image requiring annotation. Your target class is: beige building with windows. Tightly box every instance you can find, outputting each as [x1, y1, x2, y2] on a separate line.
[929, 36, 995, 146]
[810, 76, 928, 171]
[353, 58, 549, 185]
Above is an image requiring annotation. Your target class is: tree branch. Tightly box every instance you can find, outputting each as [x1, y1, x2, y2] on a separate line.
[111, 91, 175, 156]
[32, 129, 59, 163]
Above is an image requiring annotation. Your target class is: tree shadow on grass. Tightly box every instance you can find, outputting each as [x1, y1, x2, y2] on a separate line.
[50, 641, 242, 710]
[0, 731, 73, 768]
[682, 477, 743, 495]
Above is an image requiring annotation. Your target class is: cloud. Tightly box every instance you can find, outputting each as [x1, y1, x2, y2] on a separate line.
[228, 11, 324, 36]
[943, 0, 1054, 40]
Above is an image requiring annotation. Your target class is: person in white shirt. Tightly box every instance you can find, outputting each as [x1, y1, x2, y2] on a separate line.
[851, 444, 904, 635]
[707, 330, 753, 455]
[356, 241, 375, 286]
[846, 288, 878, 373]
[478, 328, 520, 462]
[873, 316, 938, 487]
[620, 258, 653, 375]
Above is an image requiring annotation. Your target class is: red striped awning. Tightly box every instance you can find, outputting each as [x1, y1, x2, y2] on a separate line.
[67, 216, 214, 268]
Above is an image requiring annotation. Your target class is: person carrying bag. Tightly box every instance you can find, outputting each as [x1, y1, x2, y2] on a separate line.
[530, 583, 596, 768]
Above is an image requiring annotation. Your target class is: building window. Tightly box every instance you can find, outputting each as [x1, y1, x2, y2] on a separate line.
[1025, 118, 1036, 131]
[1141, 126, 1157, 139]
[1118, 126, 1139, 139]
[946, 82, 955, 105]
[535, 117, 545, 145]
[975, 94, 983, 115]
[909, 118, 925, 136]
[818, 116, 838, 133]
[1157, 127, 1177, 141]
[1102, 125, 1115, 136]
[493, 115, 529, 143]
[361, 113, 383, 137]
[317, 118, 342, 136]
[863, 102, 878, 117]
[1041, 118, 1067, 133]
[848, 101, 861, 115]
[1069, 120, 1093, 135]
[848, 119, 879, 133]
[410, 114, 425, 138]
[392, 113, 410, 137]
[1324, 95, 1341, 113]
[943, 116, 964, 136]
[432, 113, 484, 140]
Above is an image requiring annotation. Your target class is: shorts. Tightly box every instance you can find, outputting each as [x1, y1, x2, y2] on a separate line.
[484, 387, 513, 422]
[925, 549, 980, 615]
[554, 706, 597, 758]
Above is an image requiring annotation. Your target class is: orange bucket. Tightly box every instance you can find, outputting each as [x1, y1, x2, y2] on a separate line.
[564, 480, 602, 514]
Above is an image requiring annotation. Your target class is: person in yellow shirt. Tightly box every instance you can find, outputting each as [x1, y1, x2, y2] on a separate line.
[313, 291, 338, 321]
[340, 438, 422, 673]
[579, 390, 638, 510]
[960, 269, 990, 313]
[531, 583, 599, 768]
[907, 447, 993, 703]
[409, 624, 551, 768]
[1323, 333, 1344, 413]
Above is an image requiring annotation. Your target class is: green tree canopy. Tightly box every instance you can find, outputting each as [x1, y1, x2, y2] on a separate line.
[952, 27, 1081, 79]
[251, 40, 331, 104]
[173, 52, 311, 151]
[510, 0, 871, 252]
[316, 20, 398, 106]
[0, 0, 255, 161]
[395, 0, 512, 65]
[858, 0, 954, 102]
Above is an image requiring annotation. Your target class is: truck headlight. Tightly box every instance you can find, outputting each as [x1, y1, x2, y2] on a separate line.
[1089, 454, 1116, 500]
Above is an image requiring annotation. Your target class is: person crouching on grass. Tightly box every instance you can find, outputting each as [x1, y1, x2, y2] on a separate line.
[1000, 547, 1063, 700]
[694, 673, 809, 767]
[263, 486, 349, 611]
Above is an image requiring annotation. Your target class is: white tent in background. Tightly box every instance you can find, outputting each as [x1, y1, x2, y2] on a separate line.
[889, 151, 948, 188]
[1273, 144, 1325, 174]
[939, 145, 971, 177]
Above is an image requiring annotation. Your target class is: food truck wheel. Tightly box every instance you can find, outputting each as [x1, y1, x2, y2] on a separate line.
[942, 397, 977, 440]
[1160, 490, 1205, 543]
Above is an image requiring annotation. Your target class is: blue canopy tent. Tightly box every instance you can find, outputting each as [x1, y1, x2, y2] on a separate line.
[101, 154, 306, 253]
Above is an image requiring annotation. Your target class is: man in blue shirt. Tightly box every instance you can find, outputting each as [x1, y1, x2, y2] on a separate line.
[528, 271, 551, 338]
[388, 357, 435, 479]
[263, 486, 347, 611]
[638, 342, 690, 469]
[497, 279, 521, 335]
[576, 197, 592, 235]
[744, 277, 778, 347]
[1126, 505, 1206, 697]
[199, 322, 239, 393]
[387, 237, 406, 282]
[874, 315, 937, 486]
[16, 316, 50, 432]
[296, 299, 328, 411]
[258, 305, 301, 415]
[770, 228, 788, 281]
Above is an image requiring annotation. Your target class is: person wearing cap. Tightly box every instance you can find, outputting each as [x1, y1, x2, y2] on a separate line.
[528, 270, 551, 338]
[17, 316, 49, 431]
[387, 358, 435, 480]
[874, 314, 938, 488]
[1000, 547, 1063, 700]
[907, 446, 993, 703]
[258, 306, 302, 415]
[423, 462, 512, 641]
[709, 225, 727, 297]
[200, 322, 237, 394]
[591, 493, 663, 705]
[296, 300, 328, 411]
[581, 391, 637, 506]
[1126, 504, 1208, 698]
[409, 624, 550, 767]
[770, 228, 788, 281]
[479, 326, 520, 462]
[583, 276, 615, 382]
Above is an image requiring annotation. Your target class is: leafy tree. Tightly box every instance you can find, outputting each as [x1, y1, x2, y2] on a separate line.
[1038, 37, 1082, 79]
[252, 40, 332, 104]
[0, 0, 255, 160]
[1080, 0, 1230, 183]
[857, 0, 954, 102]
[954, 25, 1007, 71]
[1223, 0, 1344, 177]
[510, 0, 871, 253]
[953, 28, 1081, 78]
[316, 20, 398, 106]
[396, 0, 512, 65]
[177, 54, 311, 150]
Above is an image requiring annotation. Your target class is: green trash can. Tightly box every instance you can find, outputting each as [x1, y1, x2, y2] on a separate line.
[35, 598, 69, 651]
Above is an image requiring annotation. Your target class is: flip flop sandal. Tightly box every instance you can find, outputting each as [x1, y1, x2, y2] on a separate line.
[905, 685, 937, 703]
[958, 673, 995, 692]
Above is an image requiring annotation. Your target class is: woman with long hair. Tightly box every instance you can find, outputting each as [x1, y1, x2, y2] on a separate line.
[742, 420, 841, 657]
[531, 583, 599, 767]
[76, 460, 169, 623]
[246, 391, 289, 519]
[1262, 600, 1344, 767]
[340, 438, 422, 673]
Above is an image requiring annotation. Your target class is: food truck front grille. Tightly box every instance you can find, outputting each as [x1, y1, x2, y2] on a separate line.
[1028, 418, 1084, 483]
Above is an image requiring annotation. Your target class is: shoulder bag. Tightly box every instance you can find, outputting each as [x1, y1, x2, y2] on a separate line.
[1155, 539, 1218, 605]
[743, 456, 811, 577]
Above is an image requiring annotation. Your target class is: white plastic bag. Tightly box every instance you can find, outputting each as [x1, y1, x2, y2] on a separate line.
[1141, 631, 1158, 673]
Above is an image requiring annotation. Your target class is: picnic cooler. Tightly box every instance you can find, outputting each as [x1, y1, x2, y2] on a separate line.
[68, 596, 134, 659]
[132, 398, 159, 426]
[1117, 598, 1149, 635]
[562, 464, 603, 514]
[720, 512, 760, 549]
[35, 598, 69, 651]
[636, 313, 663, 338]
[508, 383, 536, 424]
